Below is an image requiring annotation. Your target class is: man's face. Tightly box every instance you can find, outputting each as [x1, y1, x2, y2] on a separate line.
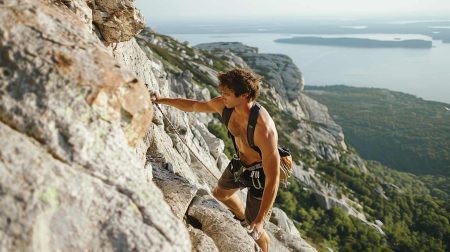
[219, 86, 247, 108]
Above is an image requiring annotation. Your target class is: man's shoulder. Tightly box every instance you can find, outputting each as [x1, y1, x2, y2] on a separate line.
[255, 105, 277, 137]
[209, 96, 226, 113]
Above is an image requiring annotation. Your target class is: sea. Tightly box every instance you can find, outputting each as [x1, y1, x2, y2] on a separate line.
[168, 32, 450, 104]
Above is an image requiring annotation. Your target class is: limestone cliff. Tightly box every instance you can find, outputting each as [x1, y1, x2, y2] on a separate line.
[0, 0, 318, 251]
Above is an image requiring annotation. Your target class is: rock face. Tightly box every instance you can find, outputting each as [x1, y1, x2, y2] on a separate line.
[152, 164, 198, 220]
[0, 122, 188, 251]
[1, 1, 315, 250]
[0, 0, 189, 251]
[266, 222, 317, 252]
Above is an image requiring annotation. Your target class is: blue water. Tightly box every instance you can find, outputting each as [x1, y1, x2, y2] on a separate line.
[169, 33, 450, 104]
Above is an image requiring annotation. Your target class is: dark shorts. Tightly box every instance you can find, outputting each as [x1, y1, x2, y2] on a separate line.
[218, 159, 272, 224]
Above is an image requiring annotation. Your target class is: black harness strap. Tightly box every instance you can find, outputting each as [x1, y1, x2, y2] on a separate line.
[247, 103, 262, 157]
[222, 107, 239, 156]
[221, 103, 262, 157]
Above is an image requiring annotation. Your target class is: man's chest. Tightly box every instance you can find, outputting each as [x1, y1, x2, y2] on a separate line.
[225, 111, 262, 162]
[228, 118, 247, 139]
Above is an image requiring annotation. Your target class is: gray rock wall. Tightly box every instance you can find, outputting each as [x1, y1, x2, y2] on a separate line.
[0, 0, 190, 251]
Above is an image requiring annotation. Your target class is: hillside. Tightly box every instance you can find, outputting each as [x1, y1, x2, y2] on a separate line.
[304, 85, 450, 177]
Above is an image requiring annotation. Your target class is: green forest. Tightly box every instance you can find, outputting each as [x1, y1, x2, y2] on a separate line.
[304, 85, 450, 177]
[276, 158, 450, 252]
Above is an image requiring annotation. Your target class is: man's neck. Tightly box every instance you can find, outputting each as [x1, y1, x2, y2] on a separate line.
[233, 100, 253, 116]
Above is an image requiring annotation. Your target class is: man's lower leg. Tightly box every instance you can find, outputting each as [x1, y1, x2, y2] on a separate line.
[256, 231, 270, 252]
[213, 188, 245, 220]
[221, 193, 246, 219]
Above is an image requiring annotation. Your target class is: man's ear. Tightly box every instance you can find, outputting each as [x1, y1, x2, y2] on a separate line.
[241, 93, 249, 99]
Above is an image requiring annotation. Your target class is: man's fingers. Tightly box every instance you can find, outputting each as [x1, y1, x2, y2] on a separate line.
[149, 91, 159, 103]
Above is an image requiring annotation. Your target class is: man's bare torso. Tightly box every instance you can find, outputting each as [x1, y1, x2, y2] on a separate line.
[225, 107, 266, 165]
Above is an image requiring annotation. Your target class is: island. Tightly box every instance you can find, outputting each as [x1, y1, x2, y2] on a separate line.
[274, 36, 432, 48]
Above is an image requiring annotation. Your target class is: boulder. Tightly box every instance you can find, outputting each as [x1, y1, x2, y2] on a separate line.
[270, 208, 301, 237]
[188, 226, 220, 252]
[266, 222, 317, 252]
[152, 164, 198, 220]
[187, 192, 261, 252]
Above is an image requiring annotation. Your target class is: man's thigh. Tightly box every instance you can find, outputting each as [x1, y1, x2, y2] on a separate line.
[213, 186, 240, 199]
[217, 161, 241, 191]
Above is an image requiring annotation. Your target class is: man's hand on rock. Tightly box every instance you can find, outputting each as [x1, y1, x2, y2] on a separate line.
[150, 91, 162, 104]
[248, 219, 264, 240]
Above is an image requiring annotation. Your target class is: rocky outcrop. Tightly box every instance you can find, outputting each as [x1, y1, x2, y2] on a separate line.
[188, 225, 220, 252]
[298, 94, 345, 150]
[241, 53, 304, 101]
[0, 0, 189, 251]
[196, 42, 303, 101]
[291, 164, 385, 235]
[152, 164, 198, 219]
[92, 0, 145, 44]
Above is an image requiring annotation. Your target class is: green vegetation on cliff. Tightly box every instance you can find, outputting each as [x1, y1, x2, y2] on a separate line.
[304, 85, 450, 176]
[277, 159, 450, 252]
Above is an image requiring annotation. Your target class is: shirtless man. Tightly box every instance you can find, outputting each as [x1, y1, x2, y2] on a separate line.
[153, 68, 280, 252]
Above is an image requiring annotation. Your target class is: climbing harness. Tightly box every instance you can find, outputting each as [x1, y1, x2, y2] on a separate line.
[222, 102, 293, 188]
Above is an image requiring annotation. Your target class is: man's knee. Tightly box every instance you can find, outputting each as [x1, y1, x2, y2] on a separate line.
[212, 186, 233, 201]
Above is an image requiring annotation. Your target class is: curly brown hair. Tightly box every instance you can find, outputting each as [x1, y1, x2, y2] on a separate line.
[218, 68, 261, 101]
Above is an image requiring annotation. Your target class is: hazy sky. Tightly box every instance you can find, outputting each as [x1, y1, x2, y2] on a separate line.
[136, 0, 450, 21]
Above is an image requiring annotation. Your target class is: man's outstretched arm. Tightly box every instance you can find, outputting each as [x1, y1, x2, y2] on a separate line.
[153, 92, 224, 113]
